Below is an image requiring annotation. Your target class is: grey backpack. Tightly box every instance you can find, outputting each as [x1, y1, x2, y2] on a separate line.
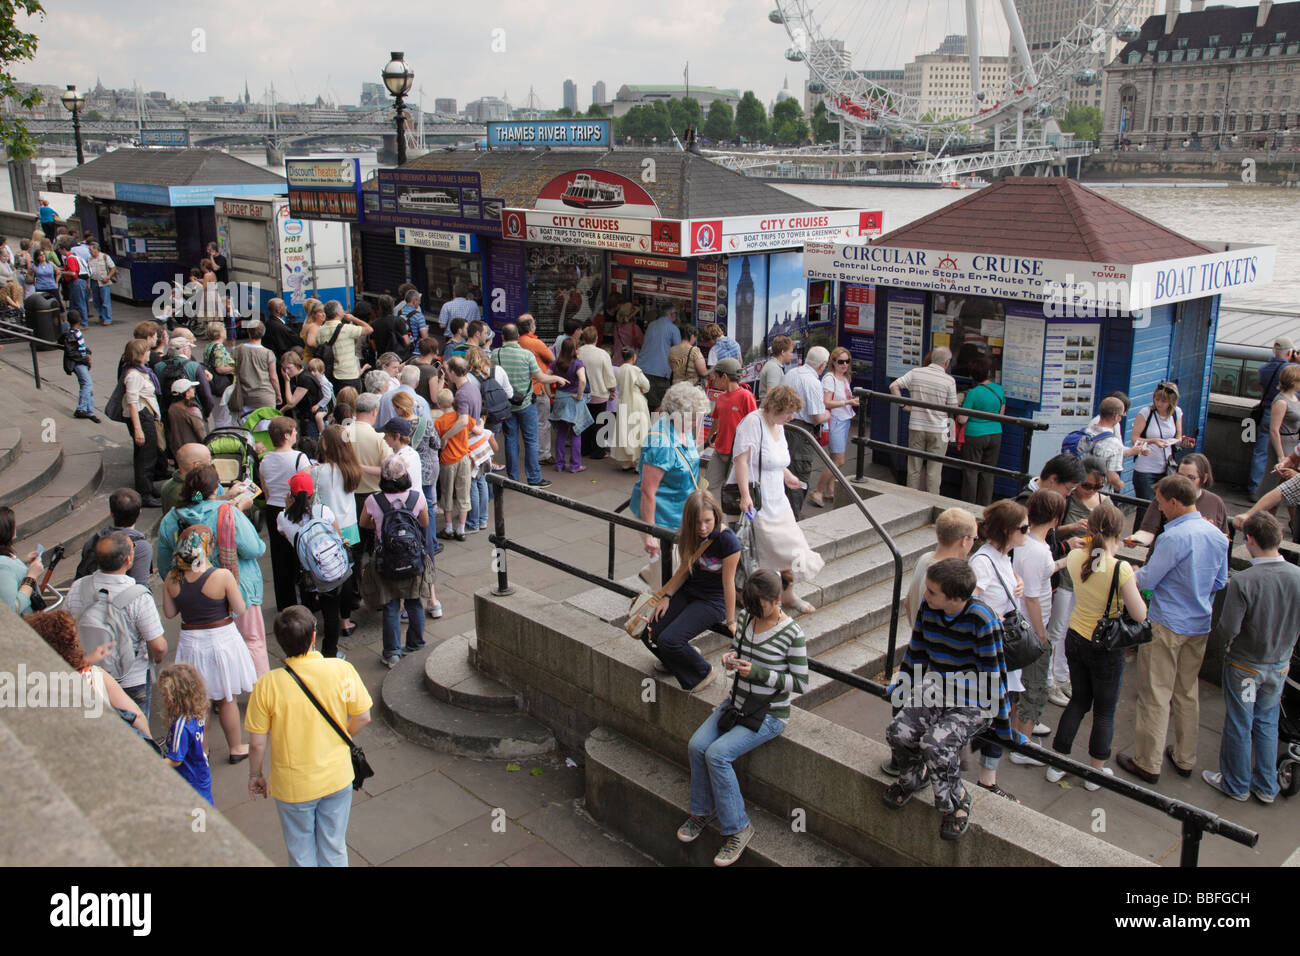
[71, 578, 149, 683]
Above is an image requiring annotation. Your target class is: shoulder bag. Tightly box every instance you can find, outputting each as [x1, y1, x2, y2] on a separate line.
[284, 662, 374, 791]
[626, 536, 712, 639]
[1089, 559, 1152, 651]
[1251, 364, 1283, 426]
[976, 553, 1045, 670]
[716, 617, 778, 732]
[721, 420, 762, 515]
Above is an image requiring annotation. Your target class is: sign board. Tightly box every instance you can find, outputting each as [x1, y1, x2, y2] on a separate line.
[534, 168, 661, 218]
[77, 179, 116, 200]
[216, 198, 274, 220]
[486, 120, 611, 148]
[1128, 243, 1275, 310]
[367, 169, 500, 235]
[163, 182, 286, 207]
[395, 227, 480, 253]
[686, 210, 883, 256]
[611, 253, 688, 273]
[139, 128, 189, 147]
[501, 207, 654, 252]
[285, 158, 362, 222]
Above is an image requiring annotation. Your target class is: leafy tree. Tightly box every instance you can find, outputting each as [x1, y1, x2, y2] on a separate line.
[82, 108, 103, 123]
[770, 98, 809, 146]
[0, 1, 47, 160]
[734, 90, 768, 143]
[585, 103, 606, 118]
[703, 100, 734, 141]
[811, 100, 837, 144]
[551, 107, 574, 118]
[1060, 104, 1103, 142]
[617, 104, 672, 144]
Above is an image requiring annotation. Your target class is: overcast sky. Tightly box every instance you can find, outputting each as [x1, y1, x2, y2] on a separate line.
[15, 0, 1262, 110]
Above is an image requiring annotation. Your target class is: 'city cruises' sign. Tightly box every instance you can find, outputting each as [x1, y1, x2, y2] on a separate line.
[501, 207, 657, 252]
[687, 210, 884, 255]
[803, 240, 1276, 311]
[486, 120, 611, 148]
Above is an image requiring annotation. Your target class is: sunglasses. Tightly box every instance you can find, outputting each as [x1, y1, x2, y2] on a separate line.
[1017, 523, 1030, 533]
[835, 359, 850, 364]
[1080, 481, 1102, 491]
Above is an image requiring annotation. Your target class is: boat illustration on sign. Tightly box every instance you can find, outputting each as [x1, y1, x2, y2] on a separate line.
[560, 173, 626, 209]
[398, 189, 459, 211]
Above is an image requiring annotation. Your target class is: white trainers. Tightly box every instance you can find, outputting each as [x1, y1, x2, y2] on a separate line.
[1046, 766, 1067, 783]
[1032, 723, 1052, 736]
[1009, 751, 1045, 767]
[1047, 683, 1070, 707]
[713, 825, 754, 866]
[1084, 766, 1114, 791]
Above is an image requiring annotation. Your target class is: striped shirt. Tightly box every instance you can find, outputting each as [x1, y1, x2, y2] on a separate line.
[709, 336, 742, 365]
[729, 609, 808, 720]
[900, 597, 1013, 739]
[892, 363, 957, 433]
[492, 342, 541, 409]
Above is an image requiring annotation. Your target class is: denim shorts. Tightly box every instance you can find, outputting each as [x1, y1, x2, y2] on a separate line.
[828, 416, 852, 455]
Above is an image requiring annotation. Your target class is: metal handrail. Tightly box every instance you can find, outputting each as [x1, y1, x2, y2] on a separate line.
[0, 319, 60, 390]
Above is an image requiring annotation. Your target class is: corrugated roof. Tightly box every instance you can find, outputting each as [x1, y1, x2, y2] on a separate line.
[873, 176, 1213, 263]
[60, 148, 285, 188]
[396, 149, 820, 219]
[1216, 301, 1300, 347]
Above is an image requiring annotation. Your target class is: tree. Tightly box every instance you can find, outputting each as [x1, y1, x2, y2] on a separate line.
[735, 90, 768, 143]
[551, 107, 574, 118]
[0, 2, 47, 160]
[585, 103, 606, 118]
[1060, 104, 1103, 143]
[703, 100, 734, 141]
[811, 100, 837, 144]
[771, 98, 809, 146]
[617, 104, 672, 144]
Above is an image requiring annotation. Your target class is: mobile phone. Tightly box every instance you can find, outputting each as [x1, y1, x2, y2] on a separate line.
[35, 544, 44, 559]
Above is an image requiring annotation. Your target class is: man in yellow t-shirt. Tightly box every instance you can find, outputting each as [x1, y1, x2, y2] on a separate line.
[246, 606, 372, 867]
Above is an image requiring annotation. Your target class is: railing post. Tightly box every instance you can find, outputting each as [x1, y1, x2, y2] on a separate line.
[660, 540, 673, 587]
[29, 342, 41, 390]
[854, 397, 867, 481]
[1018, 421, 1033, 493]
[489, 478, 514, 596]
[607, 523, 616, 580]
[1179, 818, 1203, 868]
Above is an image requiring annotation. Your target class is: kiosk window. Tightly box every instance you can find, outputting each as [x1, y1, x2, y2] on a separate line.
[227, 218, 273, 274]
[930, 293, 1006, 382]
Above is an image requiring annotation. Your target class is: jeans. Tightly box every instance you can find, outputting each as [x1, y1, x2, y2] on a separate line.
[72, 363, 93, 413]
[382, 597, 425, 659]
[688, 705, 785, 835]
[1132, 470, 1159, 529]
[1046, 589, 1075, 685]
[1053, 629, 1127, 761]
[1250, 407, 1273, 493]
[275, 784, 352, 867]
[642, 588, 717, 689]
[467, 470, 489, 529]
[122, 670, 152, 723]
[422, 483, 438, 556]
[1220, 656, 1288, 797]
[93, 282, 112, 323]
[502, 401, 541, 484]
[67, 277, 88, 321]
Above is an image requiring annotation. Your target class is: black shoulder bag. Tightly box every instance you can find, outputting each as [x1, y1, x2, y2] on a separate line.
[977, 553, 1045, 671]
[284, 663, 374, 790]
[1251, 363, 1283, 426]
[1089, 560, 1152, 651]
[721, 419, 763, 515]
[716, 618, 776, 733]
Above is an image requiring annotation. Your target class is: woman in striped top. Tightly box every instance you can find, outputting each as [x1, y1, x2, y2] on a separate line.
[677, 570, 808, 866]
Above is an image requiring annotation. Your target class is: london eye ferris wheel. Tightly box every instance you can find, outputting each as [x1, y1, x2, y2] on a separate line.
[770, 0, 1146, 148]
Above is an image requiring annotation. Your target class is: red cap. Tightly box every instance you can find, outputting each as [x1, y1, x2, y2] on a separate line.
[288, 470, 314, 497]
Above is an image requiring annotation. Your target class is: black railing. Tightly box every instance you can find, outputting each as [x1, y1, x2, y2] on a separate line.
[0, 320, 59, 390]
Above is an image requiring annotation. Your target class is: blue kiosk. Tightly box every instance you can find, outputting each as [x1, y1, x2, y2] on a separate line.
[803, 177, 1276, 498]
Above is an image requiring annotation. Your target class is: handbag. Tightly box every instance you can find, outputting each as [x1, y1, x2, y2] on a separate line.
[1251, 364, 1282, 426]
[721, 416, 763, 514]
[717, 619, 773, 732]
[976, 553, 1044, 671]
[733, 513, 758, 592]
[1089, 559, 1152, 651]
[284, 662, 374, 791]
[625, 537, 712, 639]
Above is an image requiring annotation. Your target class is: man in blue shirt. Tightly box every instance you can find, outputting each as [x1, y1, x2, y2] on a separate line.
[1250, 338, 1297, 495]
[639, 307, 681, 411]
[1117, 474, 1229, 784]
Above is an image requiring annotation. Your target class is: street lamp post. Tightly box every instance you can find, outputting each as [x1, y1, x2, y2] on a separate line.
[60, 84, 86, 166]
[382, 52, 415, 165]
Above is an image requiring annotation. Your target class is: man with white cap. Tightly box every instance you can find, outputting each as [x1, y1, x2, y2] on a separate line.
[167, 378, 207, 448]
[1250, 337, 1298, 497]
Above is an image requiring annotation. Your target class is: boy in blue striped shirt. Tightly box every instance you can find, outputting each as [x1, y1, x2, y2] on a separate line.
[883, 557, 1019, 841]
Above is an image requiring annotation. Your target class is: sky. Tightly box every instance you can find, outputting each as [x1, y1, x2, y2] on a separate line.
[13, 0, 1264, 111]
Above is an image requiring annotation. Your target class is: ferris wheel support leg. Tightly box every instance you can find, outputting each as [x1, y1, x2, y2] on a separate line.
[999, 0, 1038, 87]
[966, 0, 983, 108]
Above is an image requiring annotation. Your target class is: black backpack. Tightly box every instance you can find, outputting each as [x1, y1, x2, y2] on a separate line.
[75, 527, 146, 581]
[315, 322, 345, 380]
[154, 355, 190, 413]
[375, 491, 425, 579]
[476, 370, 511, 427]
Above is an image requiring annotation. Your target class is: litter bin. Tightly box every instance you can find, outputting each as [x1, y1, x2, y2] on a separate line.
[23, 292, 62, 348]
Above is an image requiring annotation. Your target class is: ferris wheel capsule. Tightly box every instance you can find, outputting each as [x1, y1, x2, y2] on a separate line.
[1115, 23, 1141, 42]
[785, 47, 805, 61]
[1074, 68, 1099, 86]
[808, 81, 827, 94]
[768, 8, 785, 23]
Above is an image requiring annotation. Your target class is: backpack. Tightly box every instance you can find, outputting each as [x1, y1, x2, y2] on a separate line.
[315, 322, 345, 379]
[294, 511, 353, 593]
[155, 355, 190, 413]
[75, 528, 146, 581]
[375, 491, 425, 579]
[1061, 426, 1116, 459]
[476, 370, 511, 427]
[70, 578, 149, 683]
[62, 253, 83, 278]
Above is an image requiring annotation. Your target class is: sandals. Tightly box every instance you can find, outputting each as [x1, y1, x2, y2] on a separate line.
[784, 596, 816, 615]
[571, 465, 588, 473]
[940, 787, 972, 841]
[880, 782, 914, 810]
[976, 780, 1021, 804]
[807, 492, 826, 508]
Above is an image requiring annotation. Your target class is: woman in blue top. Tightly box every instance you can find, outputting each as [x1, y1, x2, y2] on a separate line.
[0, 506, 43, 614]
[28, 247, 59, 294]
[630, 382, 711, 557]
[956, 355, 1006, 506]
[644, 490, 740, 692]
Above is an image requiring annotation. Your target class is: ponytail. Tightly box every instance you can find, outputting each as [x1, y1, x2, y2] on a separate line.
[285, 489, 312, 525]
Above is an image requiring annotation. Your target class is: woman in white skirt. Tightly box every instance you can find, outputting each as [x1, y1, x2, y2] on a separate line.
[728, 385, 826, 614]
[163, 525, 257, 762]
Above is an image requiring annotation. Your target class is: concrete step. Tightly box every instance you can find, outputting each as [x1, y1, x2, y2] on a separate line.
[583, 725, 864, 867]
[804, 497, 936, 562]
[383, 645, 555, 758]
[0, 444, 62, 510]
[0, 427, 21, 473]
[13, 451, 104, 539]
[424, 633, 522, 714]
[796, 524, 936, 608]
[13, 492, 115, 585]
[796, 625, 897, 710]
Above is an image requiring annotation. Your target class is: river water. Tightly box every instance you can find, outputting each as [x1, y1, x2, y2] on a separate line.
[9, 151, 1294, 309]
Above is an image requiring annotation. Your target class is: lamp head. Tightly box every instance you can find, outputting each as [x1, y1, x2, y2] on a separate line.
[382, 52, 414, 98]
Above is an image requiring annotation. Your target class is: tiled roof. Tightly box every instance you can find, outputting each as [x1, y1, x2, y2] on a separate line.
[874, 176, 1213, 263]
[60, 148, 285, 187]
[396, 149, 820, 219]
[1116, 1, 1300, 59]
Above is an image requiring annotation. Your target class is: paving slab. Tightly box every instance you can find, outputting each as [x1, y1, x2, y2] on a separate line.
[346, 771, 491, 865]
[514, 800, 660, 867]
[382, 812, 538, 867]
[438, 754, 585, 819]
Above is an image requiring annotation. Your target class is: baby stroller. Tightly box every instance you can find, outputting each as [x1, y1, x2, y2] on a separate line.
[1277, 642, 1300, 797]
[204, 424, 267, 532]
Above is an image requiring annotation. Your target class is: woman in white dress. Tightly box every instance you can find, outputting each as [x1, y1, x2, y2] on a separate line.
[163, 524, 257, 762]
[728, 384, 826, 614]
[612, 346, 650, 470]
